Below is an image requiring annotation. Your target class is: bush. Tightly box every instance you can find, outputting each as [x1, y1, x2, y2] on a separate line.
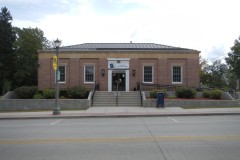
[176, 87, 196, 99]
[33, 94, 44, 99]
[14, 86, 38, 99]
[210, 89, 223, 99]
[150, 89, 167, 98]
[60, 90, 68, 98]
[203, 89, 223, 99]
[67, 86, 89, 99]
[42, 88, 55, 99]
[203, 90, 211, 98]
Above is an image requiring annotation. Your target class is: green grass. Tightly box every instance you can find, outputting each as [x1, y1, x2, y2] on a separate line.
[181, 106, 240, 109]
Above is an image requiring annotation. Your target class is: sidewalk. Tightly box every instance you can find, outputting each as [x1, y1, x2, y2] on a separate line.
[0, 107, 240, 119]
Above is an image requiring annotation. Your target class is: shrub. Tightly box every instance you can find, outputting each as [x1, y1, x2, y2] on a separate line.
[203, 89, 223, 99]
[210, 89, 223, 99]
[33, 94, 44, 99]
[42, 88, 55, 99]
[14, 86, 38, 99]
[150, 89, 167, 98]
[60, 90, 68, 98]
[203, 90, 211, 98]
[67, 86, 89, 99]
[176, 87, 196, 99]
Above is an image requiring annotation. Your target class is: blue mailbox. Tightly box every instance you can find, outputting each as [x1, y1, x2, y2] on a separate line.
[156, 92, 164, 108]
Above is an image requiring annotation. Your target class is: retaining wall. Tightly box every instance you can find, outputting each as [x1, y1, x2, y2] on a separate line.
[142, 91, 239, 107]
[143, 99, 240, 108]
[0, 99, 89, 111]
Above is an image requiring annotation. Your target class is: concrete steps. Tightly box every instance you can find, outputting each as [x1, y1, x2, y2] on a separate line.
[92, 91, 142, 107]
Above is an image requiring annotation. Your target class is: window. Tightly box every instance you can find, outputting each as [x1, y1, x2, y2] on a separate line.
[172, 66, 182, 83]
[143, 66, 153, 83]
[84, 65, 94, 83]
[56, 65, 66, 83]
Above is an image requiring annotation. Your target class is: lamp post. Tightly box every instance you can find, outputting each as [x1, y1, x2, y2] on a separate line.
[53, 38, 62, 115]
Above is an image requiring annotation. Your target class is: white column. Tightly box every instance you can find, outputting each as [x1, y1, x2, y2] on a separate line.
[126, 70, 129, 92]
[108, 70, 112, 92]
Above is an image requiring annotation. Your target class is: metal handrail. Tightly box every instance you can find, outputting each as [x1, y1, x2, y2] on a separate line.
[140, 83, 177, 91]
[115, 79, 122, 106]
[116, 80, 119, 106]
[116, 90, 118, 106]
[227, 90, 239, 100]
[91, 82, 99, 106]
[139, 82, 143, 106]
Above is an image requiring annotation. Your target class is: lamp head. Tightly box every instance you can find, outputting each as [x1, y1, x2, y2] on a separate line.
[132, 69, 136, 76]
[53, 38, 62, 48]
[101, 69, 105, 77]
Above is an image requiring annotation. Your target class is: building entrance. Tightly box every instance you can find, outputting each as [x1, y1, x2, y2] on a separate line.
[107, 58, 130, 92]
[112, 72, 125, 91]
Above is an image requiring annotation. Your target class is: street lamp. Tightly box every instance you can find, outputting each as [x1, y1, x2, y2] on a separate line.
[53, 38, 62, 115]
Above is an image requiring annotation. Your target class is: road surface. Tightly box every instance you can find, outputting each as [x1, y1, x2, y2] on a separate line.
[0, 115, 240, 160]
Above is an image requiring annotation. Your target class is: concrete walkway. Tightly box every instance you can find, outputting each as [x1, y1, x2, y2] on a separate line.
[0, 107, 240, 119]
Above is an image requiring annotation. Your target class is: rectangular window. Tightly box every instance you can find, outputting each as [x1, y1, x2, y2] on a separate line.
[172, 66, 182, 83]
[58, 66, 66, 83]
[143, 66, 153, 83]
[55, 65, 66, 83]
[84, 65, 94, 83]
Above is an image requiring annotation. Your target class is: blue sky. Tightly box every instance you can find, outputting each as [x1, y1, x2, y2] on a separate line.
[2, 0, 240, 60]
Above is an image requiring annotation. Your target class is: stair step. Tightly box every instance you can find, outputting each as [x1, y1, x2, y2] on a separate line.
[92, 91, 141, 107]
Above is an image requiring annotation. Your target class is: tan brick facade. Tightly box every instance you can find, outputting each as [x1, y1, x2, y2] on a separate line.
[38, 47, 200, 91]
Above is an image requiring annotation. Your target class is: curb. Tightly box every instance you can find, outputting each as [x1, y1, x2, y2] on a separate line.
[0, 112, 240, 120]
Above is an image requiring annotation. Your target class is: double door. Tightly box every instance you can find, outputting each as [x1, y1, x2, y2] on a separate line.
[112, 72, 125, 91]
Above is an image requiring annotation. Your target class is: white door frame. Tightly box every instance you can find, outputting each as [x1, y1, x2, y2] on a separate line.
[107, 58, 130, 92]
[108, 69, 129, 92]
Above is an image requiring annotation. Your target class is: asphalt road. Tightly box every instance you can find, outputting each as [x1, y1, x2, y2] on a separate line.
[0, 116, 240, 160]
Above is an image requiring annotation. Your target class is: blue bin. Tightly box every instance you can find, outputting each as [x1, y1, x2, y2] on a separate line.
[156, 92, 164, 108]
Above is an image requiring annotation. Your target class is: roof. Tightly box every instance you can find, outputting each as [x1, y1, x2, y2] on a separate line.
[44, 43, 200, 53]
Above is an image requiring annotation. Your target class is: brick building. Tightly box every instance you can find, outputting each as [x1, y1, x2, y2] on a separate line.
[38, 43, 200, 91]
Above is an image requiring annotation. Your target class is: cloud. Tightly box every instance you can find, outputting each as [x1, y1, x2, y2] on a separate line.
[6, 0, 240, 59]
[2, 0, 83, 21]
[2, 0, 42, 4]
[206, 45, 226, 61]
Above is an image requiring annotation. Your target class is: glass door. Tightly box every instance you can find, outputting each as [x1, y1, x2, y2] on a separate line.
[112, 72, 125, 91]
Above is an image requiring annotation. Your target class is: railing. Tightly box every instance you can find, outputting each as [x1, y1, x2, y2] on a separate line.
[227, 90, 239, 100]
[139, 83, 177, 91]
[116, 91, 118, 106]
[91, 82, 99, 106]
[138, 82, 143, 106]
[115, 80, 121, 106]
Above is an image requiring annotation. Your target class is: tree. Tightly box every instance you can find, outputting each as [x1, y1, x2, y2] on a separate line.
[0, 7, 16, 94]
[225, 36, 240, 79]
[200, 60, 229, 88]
[13, 27, 50, 87]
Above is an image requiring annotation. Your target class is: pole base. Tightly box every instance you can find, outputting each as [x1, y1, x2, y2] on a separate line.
[53, 108, 61, 115]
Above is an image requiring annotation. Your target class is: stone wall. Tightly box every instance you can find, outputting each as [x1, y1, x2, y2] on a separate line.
[143, 99, 239, 108]
[0, 99, 89, 111]
[142, 91, 240, 108]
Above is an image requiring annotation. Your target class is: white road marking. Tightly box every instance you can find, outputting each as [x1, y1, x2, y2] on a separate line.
[168, 117, 179, 123]
[50, 119, 63, 126]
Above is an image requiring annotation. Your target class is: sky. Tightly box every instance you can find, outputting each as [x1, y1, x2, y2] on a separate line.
[1, 0, 240, 61]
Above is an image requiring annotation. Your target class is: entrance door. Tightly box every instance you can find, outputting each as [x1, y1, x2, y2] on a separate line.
[112, 72, 125, 91]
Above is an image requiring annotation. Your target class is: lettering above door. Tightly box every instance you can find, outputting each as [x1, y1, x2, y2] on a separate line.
[108, 61, 129, 69]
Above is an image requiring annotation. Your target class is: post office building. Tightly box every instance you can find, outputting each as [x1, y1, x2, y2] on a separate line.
[38, 43, 200, 91]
